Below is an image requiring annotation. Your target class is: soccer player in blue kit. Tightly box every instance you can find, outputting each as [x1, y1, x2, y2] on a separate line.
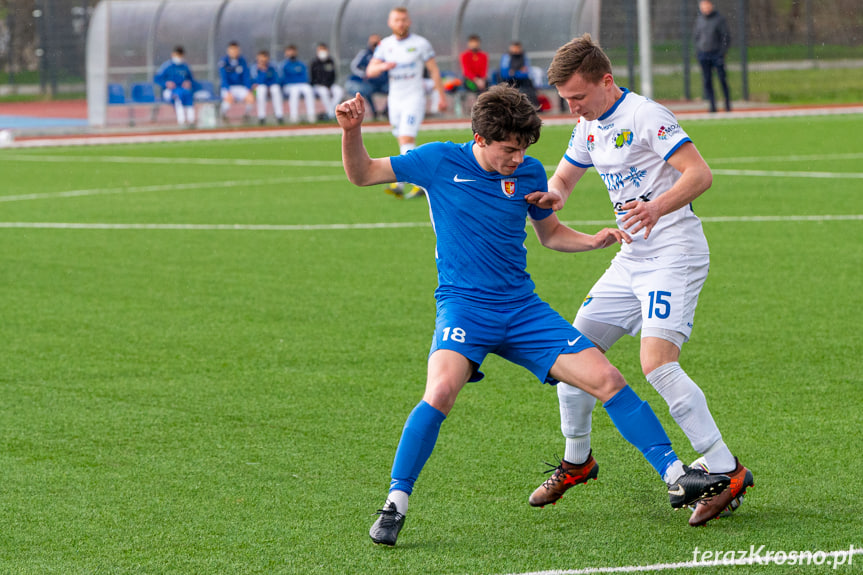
[336, 85, 729, 547]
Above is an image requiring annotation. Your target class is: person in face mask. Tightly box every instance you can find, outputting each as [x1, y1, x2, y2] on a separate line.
[154, 45, 197, 127]
[346, 34, 388, 120]
[460, 34, 488, 94]
[280, 45, 316, 123]
[310, 42, 345, 120]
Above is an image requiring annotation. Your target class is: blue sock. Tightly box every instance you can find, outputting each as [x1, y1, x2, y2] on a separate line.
[389, 400, 447, 495]
[602, 385, 678, 479]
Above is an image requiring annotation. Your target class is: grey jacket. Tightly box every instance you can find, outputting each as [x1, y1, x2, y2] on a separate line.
[694, 10, 731, 55]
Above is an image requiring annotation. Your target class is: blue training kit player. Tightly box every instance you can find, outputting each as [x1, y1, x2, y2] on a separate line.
[154, 46, 196, 126]
[336, 85, 729, 547]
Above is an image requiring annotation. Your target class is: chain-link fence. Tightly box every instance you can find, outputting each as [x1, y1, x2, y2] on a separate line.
[1, 0, 97, 95]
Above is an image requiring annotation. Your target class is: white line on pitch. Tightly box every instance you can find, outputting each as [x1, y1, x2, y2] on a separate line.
[712, 168, 863, 179]
[0, 221, 433, 231]
[0, 174, 346, 203]
[503, 546, 863, 575]
[0, 214, 860, 232]
[0, 154, 343, 168]
[709, 151, 863, 165]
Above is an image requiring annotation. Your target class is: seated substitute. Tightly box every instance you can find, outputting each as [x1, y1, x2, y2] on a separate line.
[218, 41, 255, 122]
[345, 34, 388, 120]
[154, 45, 196, 127]
[310, 42, 345, 120]
[281, 45, 316, 124]
[252, 50, 285, 125]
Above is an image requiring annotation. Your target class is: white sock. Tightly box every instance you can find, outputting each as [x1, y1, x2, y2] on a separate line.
[663, 459, 685, 484]
[558, 383, 596, 465]
[386, 490, 409, 514]
[701, 439, 736, 474]
[186, 107, 195, 124]
[646, 362, 723, 454]
[564, 435, 591, 465]
[399, 143, 415, 155]
[174, 100, 185, 124]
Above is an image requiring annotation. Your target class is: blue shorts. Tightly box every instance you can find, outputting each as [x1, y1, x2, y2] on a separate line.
[429, 294, 594, 384]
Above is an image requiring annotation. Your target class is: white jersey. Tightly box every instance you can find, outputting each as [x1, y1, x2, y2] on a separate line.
[373, 33, 435, 100]
[564, 89, 709, 258]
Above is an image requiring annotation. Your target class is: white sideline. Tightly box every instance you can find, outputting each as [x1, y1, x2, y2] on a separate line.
[0, 214, 860, 232]
[0, 174, 345, 203]
[0, 154, 343, 168]
[502, 545, 863, 575]
[712, 168, 863, 179]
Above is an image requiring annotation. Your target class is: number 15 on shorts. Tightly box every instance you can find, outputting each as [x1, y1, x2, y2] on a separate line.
[647, 290, 671, 319]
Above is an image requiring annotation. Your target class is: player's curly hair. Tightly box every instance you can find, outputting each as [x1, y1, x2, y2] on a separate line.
[547, 33, 613, 86]
[471, 84, 541, 148]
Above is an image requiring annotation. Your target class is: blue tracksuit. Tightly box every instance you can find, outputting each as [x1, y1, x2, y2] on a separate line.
[155, 59, 195, 106]
[281, 58, 310, 85]
[219, 55, 252, 89]
[252, 64, 280, 87]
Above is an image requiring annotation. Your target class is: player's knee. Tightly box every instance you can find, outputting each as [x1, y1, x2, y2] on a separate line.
[592, 364, 626, 402]
[422, 380, 461, 415]
[641, 356, 665, 377]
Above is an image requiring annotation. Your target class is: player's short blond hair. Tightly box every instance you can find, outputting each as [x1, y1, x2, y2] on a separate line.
[547, 33, 613, 87]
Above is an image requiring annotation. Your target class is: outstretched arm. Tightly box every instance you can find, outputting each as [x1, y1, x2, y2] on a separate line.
[337, 93, 397, 186]
[530, 213, 630, 253]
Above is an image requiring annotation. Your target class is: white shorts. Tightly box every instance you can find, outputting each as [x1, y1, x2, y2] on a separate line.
[388, 95, 425, 138]
[575, 253, 709, 345]
[221, 85, 251, 101]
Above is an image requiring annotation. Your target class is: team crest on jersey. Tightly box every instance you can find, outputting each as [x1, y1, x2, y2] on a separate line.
[657, 124, 679, 140]
[582, 295, 594, 307]
[501, 178, 517, 197]
[586, 134, 595, 152]
[614, 129, 633, 148]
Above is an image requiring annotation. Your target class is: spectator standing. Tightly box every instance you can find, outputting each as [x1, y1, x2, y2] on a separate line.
[281, 45, 317, 124]
[252, 50, 285, 125]
[155, 45, 196, 127]
[310, 42, 345, 120]
[694, 0, 732, 112]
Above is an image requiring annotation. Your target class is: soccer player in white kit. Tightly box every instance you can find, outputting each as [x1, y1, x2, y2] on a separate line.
[366, 6, 447, 199]
[525, 34, 753, 527]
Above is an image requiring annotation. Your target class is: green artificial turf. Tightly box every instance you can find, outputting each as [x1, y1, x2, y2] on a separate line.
[0, 115, 861, 574]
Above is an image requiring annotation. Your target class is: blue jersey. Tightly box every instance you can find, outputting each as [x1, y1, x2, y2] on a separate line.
[281, 59, 309, 85]
[155, 60, 194, 89]
[390, 141, 553, 305]
[252, 64, 280, 87]
[218, 55, 252, 89]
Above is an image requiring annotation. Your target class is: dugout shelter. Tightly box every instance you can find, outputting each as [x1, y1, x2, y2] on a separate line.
[86, 0, 600, 127]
